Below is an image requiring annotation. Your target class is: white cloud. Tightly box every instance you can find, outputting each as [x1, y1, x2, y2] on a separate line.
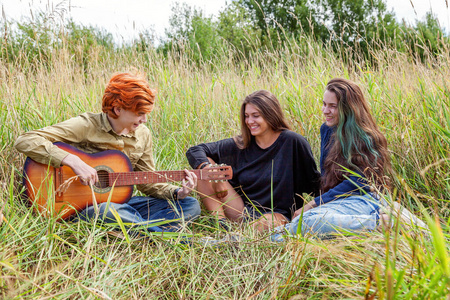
[386, 0, 449, 30]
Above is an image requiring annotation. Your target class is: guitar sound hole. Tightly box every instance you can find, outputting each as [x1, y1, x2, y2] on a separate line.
[95, 170, 110, 189]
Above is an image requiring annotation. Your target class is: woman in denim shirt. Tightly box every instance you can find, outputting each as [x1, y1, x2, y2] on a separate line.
[272, 78, 392, 239]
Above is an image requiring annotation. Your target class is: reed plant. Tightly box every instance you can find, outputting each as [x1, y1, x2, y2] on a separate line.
[0, 27, 449, 298]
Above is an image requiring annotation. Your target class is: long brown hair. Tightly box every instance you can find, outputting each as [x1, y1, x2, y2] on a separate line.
[234, 90, 290, 149]
[322, 78, 391, 192]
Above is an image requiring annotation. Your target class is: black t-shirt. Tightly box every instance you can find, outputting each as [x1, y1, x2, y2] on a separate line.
[186, 130, 320, 219]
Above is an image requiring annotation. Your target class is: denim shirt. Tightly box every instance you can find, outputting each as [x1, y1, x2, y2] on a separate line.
[314, 124, 372, 206]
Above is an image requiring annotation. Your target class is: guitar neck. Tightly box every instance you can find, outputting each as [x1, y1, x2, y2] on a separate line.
[109, 169, 203, 186]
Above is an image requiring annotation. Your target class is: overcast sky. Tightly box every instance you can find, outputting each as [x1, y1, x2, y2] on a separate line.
[1, 0, 449, 43]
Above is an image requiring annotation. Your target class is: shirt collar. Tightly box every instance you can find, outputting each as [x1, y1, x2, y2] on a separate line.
[100, 112, 137, 138]
[100, 112, 111, 131]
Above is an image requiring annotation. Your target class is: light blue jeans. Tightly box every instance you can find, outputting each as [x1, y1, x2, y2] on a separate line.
[271, 193, 380, 241]
[78, 196, 201, 234]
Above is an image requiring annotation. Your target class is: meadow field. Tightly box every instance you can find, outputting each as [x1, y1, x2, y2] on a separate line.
[1, 36, 449, 298]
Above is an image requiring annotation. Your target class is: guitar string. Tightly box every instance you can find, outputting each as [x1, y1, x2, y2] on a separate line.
[94, 169, 231, 181]
[69, 167, 239, 214]
[93, 170, 231, 188]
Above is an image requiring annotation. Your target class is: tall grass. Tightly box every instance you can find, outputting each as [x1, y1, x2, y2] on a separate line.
[0, 32, 449, 298]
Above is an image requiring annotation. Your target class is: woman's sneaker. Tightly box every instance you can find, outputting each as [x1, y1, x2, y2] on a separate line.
[381, 201, 429, 232]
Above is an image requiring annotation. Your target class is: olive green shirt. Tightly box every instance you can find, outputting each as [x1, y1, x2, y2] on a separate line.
[14, 112, 178, 200]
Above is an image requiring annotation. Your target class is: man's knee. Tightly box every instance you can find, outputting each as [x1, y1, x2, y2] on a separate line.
[179, 196, 201, 220]
[97, 202, 124, 214]
[79, 202, 128, 223]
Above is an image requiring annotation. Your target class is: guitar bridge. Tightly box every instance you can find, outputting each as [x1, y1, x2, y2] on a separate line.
[55, 167, 64, 201]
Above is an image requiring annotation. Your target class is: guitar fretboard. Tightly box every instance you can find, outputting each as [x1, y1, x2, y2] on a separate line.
[109, 170, 202, 186]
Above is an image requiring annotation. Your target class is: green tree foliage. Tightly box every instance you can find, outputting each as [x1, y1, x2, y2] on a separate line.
[239, 0, 327, 45]
[160, 2, 267, 63]
[318, 0, 398, 55]
[160, 3, 223, 63]
[0, 11, 114, 70]
[134, 29, 156, 53]
[2, 12, 57, 66]
[160, 0, 449, 64]
[238, 0, 400, 56]
[159, 0, 404, 62]
[2, 0, 448, 69]
[64, 21, 114, 73]
[217, 1, 262, 58]
[412, 12, 448, 60]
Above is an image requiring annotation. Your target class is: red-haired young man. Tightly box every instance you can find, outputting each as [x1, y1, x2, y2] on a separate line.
[15, 72, 200, 233]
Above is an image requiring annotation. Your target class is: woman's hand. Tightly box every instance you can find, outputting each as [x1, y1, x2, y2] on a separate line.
[293, 200, 317, 219]
[62, 154, 98, 186]
[177, 169, 198, 199]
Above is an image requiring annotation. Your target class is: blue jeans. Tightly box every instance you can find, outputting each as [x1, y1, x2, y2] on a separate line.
[78, 196, 201, 233]
[271, 193, 380, 241]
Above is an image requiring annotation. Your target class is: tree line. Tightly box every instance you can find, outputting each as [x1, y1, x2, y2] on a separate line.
[0, 0, 448, 69]
[160, 0, 448, 63]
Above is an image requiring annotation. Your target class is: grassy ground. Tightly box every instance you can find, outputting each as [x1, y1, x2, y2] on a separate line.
[1, 40, 449, 298]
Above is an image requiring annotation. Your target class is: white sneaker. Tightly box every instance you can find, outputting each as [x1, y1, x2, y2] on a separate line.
[197, 232, 244, 246]
[382, 202, 429, 231]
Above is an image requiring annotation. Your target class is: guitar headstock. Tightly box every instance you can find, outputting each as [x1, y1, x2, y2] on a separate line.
[200, 164, 233, 182]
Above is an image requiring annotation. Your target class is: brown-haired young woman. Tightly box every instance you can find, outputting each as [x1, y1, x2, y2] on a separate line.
[186, 90, 321, 230]
[272, 78, 426, 240]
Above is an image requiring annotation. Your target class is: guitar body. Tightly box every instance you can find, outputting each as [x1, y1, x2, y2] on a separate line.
[23, 142, 133, 220]
[23, 142, 233, 220]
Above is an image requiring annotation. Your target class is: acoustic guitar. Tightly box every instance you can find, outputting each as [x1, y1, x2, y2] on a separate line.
[23, 142, 232, 219]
